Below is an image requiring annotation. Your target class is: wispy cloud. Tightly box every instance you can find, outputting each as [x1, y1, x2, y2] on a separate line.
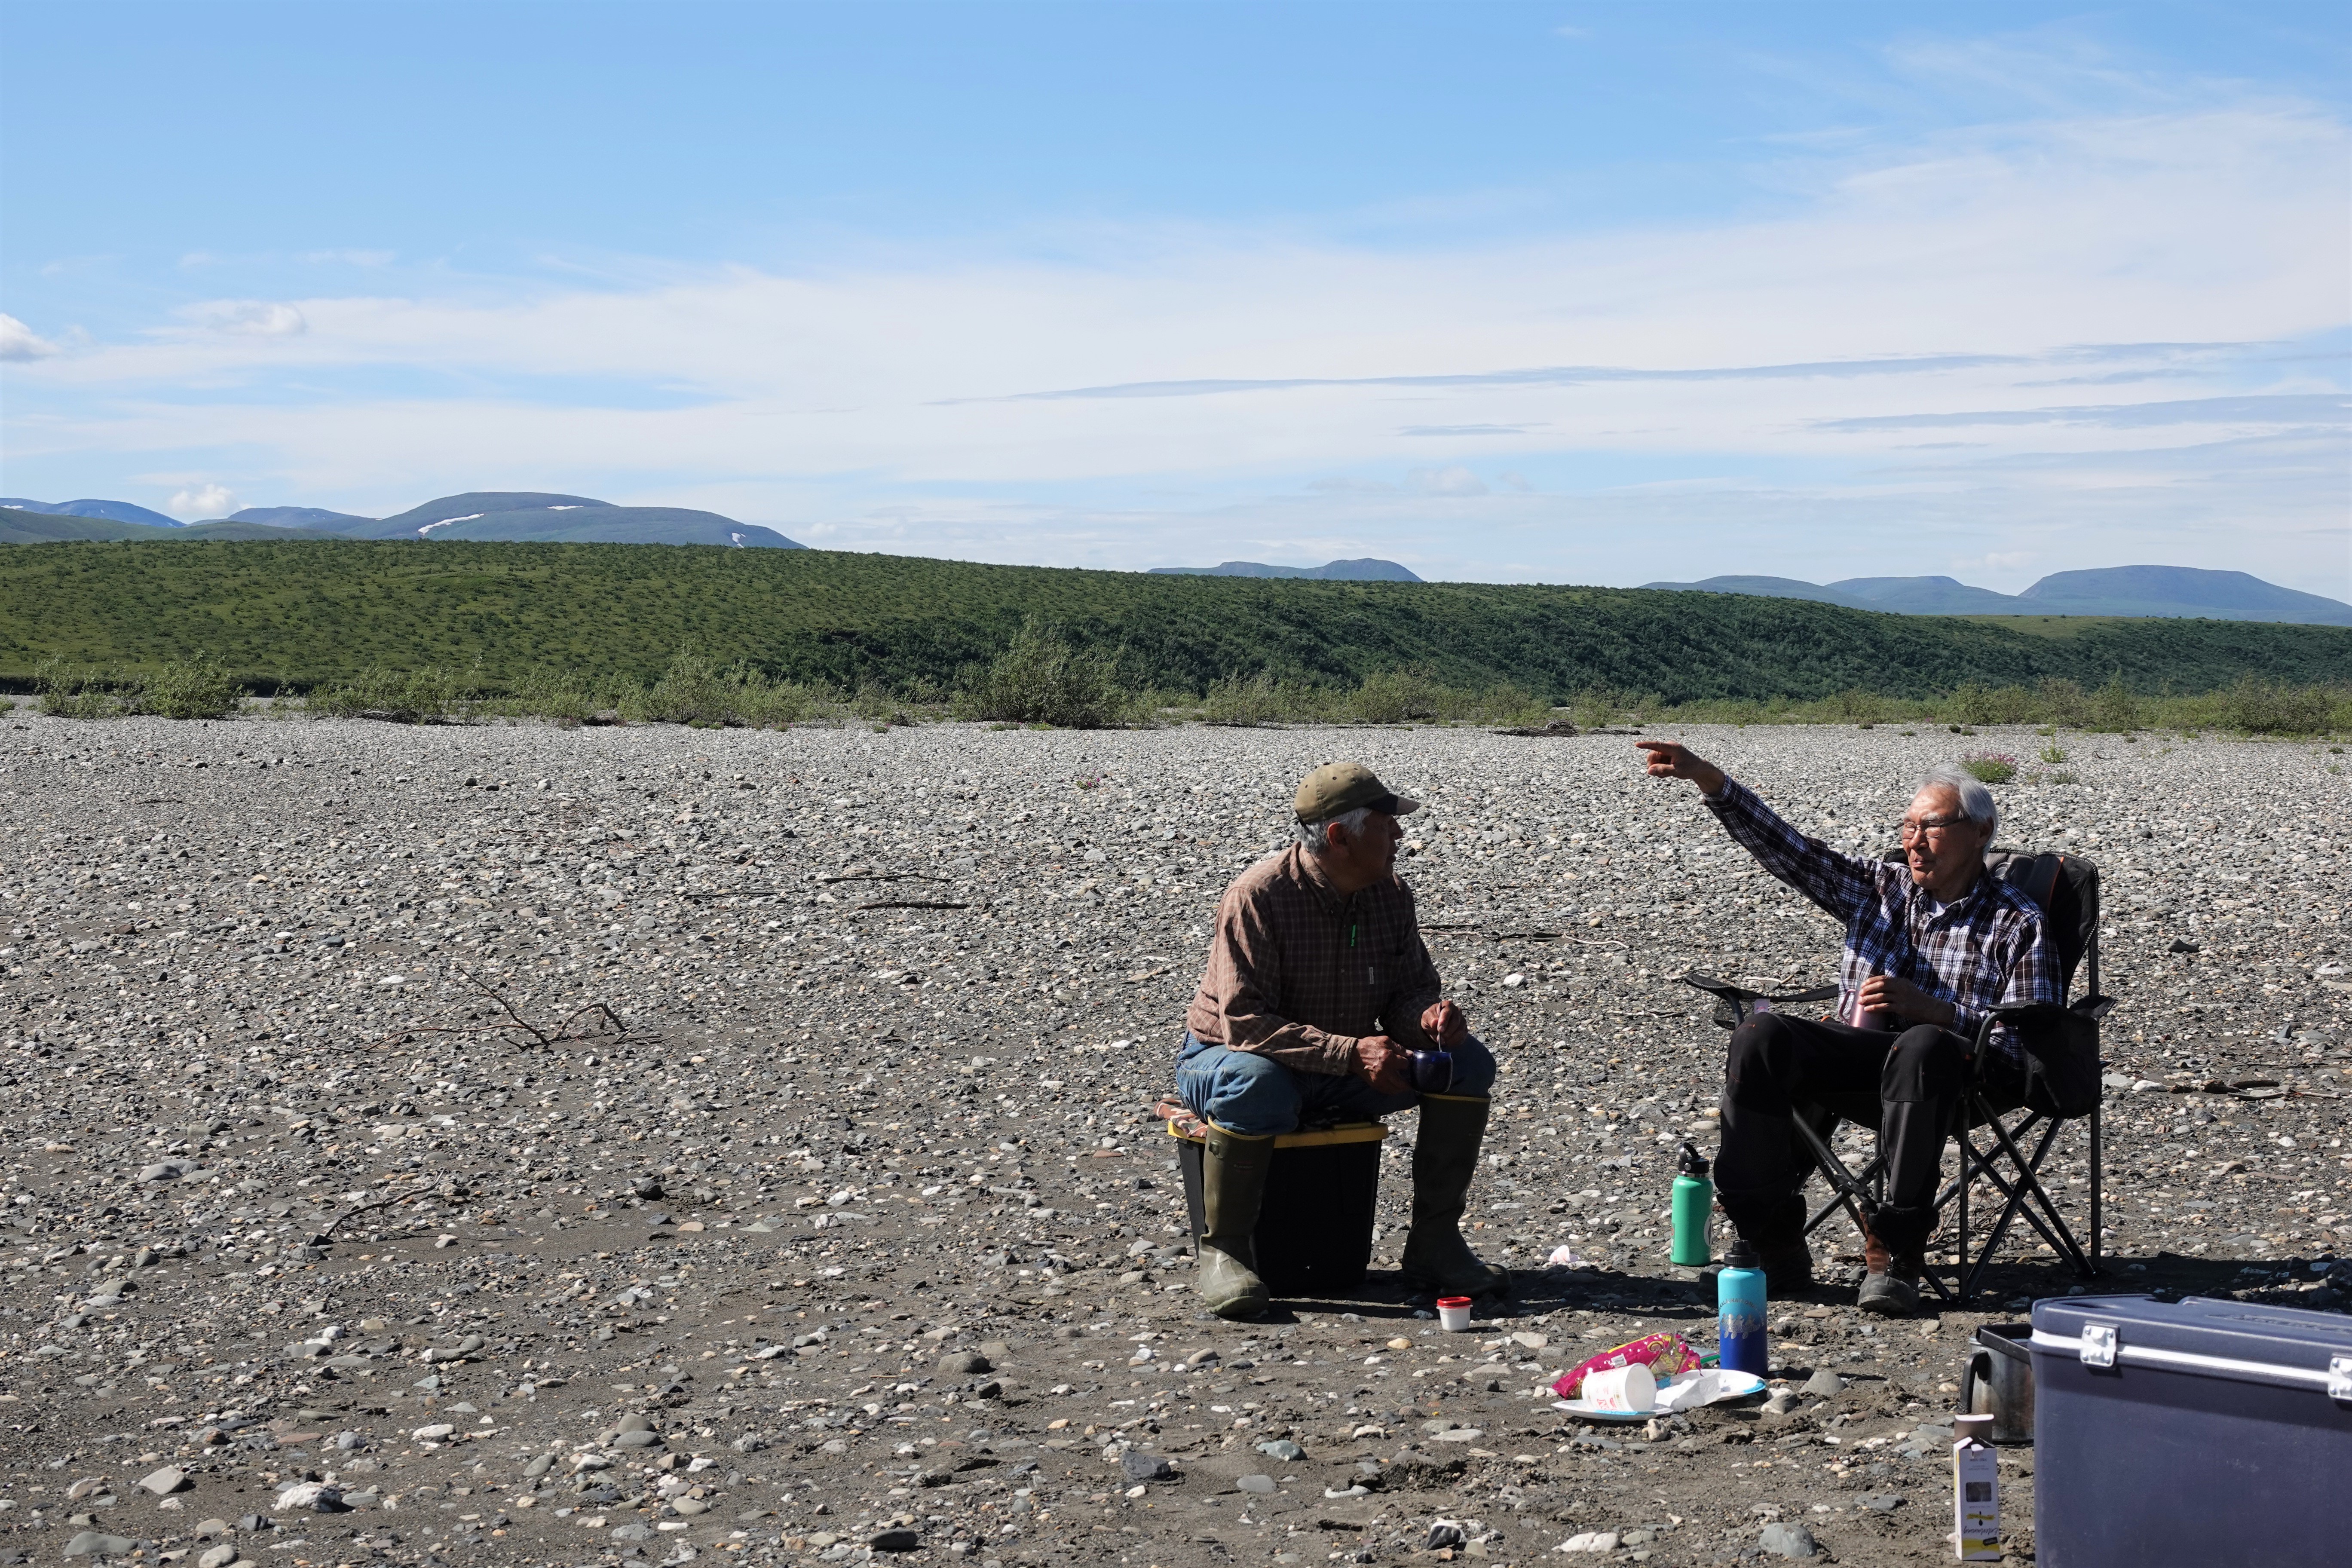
[1814, 393, 2350, 431]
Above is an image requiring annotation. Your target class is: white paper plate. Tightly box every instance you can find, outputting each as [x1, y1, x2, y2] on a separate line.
[1549, 1398, 1653, 1424]
[1552, 1370, 1767, 1421]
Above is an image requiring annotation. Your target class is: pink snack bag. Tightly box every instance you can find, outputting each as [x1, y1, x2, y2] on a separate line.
[1550, 1331, 1703, 1401]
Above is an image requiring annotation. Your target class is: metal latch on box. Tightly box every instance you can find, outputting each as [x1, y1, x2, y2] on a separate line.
[2330, 1356, 2352, 1403]
[2079, 1323, 2118, 1369]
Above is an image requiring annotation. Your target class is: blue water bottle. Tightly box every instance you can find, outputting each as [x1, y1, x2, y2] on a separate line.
[1718, 1239, 1768, 1376]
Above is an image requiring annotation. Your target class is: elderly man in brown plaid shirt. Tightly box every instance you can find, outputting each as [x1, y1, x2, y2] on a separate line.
[1176, 762, 1507, 1320]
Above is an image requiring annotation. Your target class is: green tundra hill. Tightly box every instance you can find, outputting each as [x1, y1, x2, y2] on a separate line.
[1, 537, 2347, 701]
[0, 506, 340, 545]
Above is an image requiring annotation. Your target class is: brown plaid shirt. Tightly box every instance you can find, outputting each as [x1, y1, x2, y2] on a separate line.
[1185, 845, 1445, 1075]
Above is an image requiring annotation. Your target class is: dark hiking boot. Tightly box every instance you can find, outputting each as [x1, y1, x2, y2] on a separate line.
[1858, 1226, 1921, 1317]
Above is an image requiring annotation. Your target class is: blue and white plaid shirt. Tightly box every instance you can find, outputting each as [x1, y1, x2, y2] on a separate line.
[1704, 777, 2059, 1063]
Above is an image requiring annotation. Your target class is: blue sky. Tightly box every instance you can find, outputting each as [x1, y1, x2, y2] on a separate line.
[3, 0, 2347, 595]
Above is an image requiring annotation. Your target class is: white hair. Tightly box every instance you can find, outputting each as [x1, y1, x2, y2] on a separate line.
[1917, 765, 1998, 836]
[1297, 805, 1375, 854]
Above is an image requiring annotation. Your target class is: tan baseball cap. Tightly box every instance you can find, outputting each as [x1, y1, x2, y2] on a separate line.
[1294, 761, 1421, 823]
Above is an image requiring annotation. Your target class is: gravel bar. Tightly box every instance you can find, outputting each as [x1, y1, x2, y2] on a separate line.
[1, 711, 2346, 1568]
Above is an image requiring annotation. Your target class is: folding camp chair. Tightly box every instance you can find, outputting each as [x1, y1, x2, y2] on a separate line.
[1683, 848, 2113, 1306]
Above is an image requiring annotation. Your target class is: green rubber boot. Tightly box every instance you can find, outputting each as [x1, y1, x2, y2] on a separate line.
[1400, 1093, 1511, 1298]
[1197, 1124, 1276, 1320]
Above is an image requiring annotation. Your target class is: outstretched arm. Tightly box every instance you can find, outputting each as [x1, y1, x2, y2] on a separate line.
[1635, 738, 1875, 925]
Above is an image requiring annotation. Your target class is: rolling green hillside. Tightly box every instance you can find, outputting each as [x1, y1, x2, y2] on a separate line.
[0, 507, 339, 544]
[1, 537, 2347, 699]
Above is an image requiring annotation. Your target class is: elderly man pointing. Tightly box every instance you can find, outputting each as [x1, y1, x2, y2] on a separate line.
[1638, 740, 2059, 1316]
[1176, 763, 1508, 1320]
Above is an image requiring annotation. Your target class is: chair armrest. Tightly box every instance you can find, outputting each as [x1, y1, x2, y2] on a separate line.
[1680, 971, 1837, 1004]
[1680, 971, 1758, 1000]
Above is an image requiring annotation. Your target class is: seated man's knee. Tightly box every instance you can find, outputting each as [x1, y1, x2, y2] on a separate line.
[1203, 1049, 1302, 1135]
[1882, 1023, 1966, 1102]
[1726, 1013, 1799, 1108]
[1442, 1034, 1498, 1097]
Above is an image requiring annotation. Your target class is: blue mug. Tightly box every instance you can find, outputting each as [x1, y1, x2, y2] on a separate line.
[1407, 1049, 1455, 1094]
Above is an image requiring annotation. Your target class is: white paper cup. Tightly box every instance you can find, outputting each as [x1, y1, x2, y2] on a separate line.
[1579, 1363, 1657, 1413]
[1436, 1296, 1474, 1332]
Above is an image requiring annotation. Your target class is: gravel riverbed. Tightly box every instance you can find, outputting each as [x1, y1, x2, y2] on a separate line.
[1, 711, 2346, 1568]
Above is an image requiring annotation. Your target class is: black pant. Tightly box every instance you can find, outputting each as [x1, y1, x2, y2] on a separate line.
[1715, 1012, 2018, 1257]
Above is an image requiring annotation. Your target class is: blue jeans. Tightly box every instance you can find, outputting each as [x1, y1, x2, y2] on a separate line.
[1175, 1031, 1497, 1137]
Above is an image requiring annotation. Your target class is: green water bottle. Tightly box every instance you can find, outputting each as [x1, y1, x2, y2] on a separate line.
[1671, 1139, 1714, 1267]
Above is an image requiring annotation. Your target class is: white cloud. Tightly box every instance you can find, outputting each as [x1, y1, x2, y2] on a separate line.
[185, 300, 308, 337]
[298, 250, 396, 266]
[1406, 466, 1489, 496]
[0, 312, 60, 361]
[168, 483, 237, 519]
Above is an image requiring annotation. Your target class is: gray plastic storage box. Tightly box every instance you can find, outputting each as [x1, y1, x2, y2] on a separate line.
[2029, 1293, 2352, 1568]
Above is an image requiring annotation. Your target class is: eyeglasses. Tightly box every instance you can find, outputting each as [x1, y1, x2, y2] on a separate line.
[1900, 815, 1969, 842]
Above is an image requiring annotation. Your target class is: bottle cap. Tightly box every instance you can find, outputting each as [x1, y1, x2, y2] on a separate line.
[1678, 1140, 1710, 1177]
[1954, 1413, 1995, 1444]
[1725, 1238, 1759, 1270]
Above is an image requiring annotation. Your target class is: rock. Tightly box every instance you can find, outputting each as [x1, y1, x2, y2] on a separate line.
[410, 1424, 454, 1440]
[1120, 1452, 1176, 1482]
[634, 1176, 665, 1199]
[1759, 1522, 1819, 1558]
[1559, 1532, 1620, 1553]
[617, 1413, 655, 1433]
[1801, 1369, 1845, 1398]
[672, 1498, 708, 1516]
[1237, 1474, 1276, 1494]
[137, 1467, 188, 1496]
[273, 1482, 344, 1513]
[191, 1520, 231, 1540]
[615, 1429, 662, 1447]
[63, 1532, 140, 1558]
[523, 1453, 557, 1478]
[199, 1545, 239, 1568]
[1255, 1440, 1305, 1461]
[1861, 1494, 1905, 1512]
[609, 1524, 654, 1541]
[867, 1528, 921, 1552]
[1431, 1427, 1484, 1442]
[1425, 1522, 1467, 1550]
[938, 1351, 992, 1375]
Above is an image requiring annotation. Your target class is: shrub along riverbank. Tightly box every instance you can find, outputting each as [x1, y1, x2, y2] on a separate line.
[24, 634, 2352, 737]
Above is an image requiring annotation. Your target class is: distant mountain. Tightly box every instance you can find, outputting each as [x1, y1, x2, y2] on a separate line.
[1643, 565, 2352, 627]
[1640, 574, 1879, 610]
[0, 506, 337, 544]
[2018, 566, 2352, 625]
[306, 491, 805, 548]
[1150, 557, 1422, 582]
[0, 496, 186, 528]
[3, 490, 802, 549]
[1831, 575, 2028, 615]
[228, 505, 379, 528]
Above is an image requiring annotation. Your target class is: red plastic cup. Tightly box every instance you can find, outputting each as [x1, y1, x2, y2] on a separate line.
[1436, 1295, 1473, 1332]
